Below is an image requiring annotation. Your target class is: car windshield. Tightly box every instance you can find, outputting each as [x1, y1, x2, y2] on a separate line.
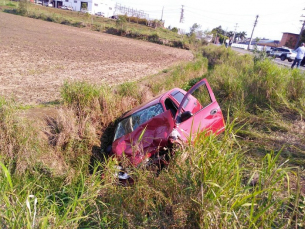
[113, 103, 164, 141]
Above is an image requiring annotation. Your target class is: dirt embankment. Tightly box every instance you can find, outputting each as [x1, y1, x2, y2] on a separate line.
[0, 12, 193, 105]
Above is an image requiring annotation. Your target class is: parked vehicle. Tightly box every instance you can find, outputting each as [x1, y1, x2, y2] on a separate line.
[269, 47, 296, 62]
[60, 5, 67, 9]
[95, 12, 104, 17]
[80, 9, 91, 14]
[266, 47, 275, 55]
[109, 15, 118, 20]
[105, 78, 225, 180]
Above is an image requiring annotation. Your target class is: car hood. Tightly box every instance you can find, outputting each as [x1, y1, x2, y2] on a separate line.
[112, 109, 175, 166]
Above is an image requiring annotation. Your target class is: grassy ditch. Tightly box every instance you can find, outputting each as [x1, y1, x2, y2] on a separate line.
[1, 47, 305, 228]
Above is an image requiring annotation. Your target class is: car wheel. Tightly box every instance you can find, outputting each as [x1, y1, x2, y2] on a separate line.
[280, 55, 286, 61]
[288, 59, 293, 62]
[170, 140, 186, 162]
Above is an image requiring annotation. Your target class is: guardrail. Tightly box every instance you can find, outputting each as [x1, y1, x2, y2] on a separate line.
[231, 43, 269, 51]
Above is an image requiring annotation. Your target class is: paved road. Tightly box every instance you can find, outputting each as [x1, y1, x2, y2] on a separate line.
[231, 47, 305, 70]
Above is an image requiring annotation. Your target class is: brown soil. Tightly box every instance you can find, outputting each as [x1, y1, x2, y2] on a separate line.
[0, 12, 193, 105]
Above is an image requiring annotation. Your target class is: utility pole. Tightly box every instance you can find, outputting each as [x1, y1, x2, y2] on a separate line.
[161, 6, 164, 21]
[180, 5, 184, 23]
[232, 23, 238, 43]
[247, 15, 259, 50]
[295, 14, 305, 49]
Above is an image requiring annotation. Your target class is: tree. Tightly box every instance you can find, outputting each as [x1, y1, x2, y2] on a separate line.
[171, 27, 178, 33]
[116, 15, 127, 30]
[239, 31, 247, 41]
[235, 32, 241, 42]
[227, 31, 234, 38]
[211, 26, 225, 36]
[189, 23, 201, 35]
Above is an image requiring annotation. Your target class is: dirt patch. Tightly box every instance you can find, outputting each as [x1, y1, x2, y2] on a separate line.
[0, 12, 193, 105]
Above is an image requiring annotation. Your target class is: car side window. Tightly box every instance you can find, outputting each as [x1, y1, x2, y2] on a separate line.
[191, 84, 212, 110]
[171, 90, 189, 108]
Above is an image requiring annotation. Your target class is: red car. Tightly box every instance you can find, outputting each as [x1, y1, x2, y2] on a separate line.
[106, 78, 225, 179]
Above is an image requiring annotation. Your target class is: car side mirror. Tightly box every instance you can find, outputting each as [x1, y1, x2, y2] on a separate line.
[181, 111, 193, 122]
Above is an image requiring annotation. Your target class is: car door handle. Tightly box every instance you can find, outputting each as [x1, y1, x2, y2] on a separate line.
[210, 109, 217, 115]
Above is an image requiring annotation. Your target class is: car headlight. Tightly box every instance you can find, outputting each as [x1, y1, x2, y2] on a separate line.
[169, 128, 181, 142]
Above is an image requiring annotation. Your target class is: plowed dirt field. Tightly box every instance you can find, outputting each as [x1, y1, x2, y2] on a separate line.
[0, 13, 193, 104]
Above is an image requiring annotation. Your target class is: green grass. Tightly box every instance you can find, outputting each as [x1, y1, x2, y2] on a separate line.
[1, 42, 305, 227]
[0, 119, 303, 228]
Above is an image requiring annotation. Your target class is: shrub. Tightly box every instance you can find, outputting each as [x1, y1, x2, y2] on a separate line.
[60, 19, 71, 25]
[171, 27, 178, 33]
[148, 33, 160, 43]
[6, 2, 16, 7]
[17, 0, 28, 16]
[72, 21, 86, 28]
[91, 24, 101, 31]
[61, 81, 101, 113]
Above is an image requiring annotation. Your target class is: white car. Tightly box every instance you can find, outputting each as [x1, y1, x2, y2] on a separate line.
[269, 47, 296, 62]
[95, 12, 104, 17]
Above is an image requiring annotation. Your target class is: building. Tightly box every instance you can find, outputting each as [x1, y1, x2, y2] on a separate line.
[279, 32, 299, 49]
[53, 0, 115, 16]
[257, 39, 280, 47]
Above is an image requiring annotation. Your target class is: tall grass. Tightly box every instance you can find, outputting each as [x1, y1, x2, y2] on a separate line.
[1, 46, 304, 227]
[1, 118, 301, 228]
[202, 45, 305, 115]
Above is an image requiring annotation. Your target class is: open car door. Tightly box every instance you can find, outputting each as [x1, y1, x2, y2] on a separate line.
[175, 78, 225, 142]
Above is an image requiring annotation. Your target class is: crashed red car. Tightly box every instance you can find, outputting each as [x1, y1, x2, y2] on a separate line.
[106, 78, 225, 179]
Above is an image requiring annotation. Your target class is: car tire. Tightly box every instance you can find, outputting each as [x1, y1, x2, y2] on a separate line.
[288, 59, 293, 62]
[170, 140, 185, 160]
[280, 55, 286, 61]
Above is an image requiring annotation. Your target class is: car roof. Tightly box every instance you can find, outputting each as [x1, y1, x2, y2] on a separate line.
[121, 88, 180, 118]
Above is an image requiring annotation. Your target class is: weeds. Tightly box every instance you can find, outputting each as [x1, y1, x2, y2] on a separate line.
[0, 39, 304, 228]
